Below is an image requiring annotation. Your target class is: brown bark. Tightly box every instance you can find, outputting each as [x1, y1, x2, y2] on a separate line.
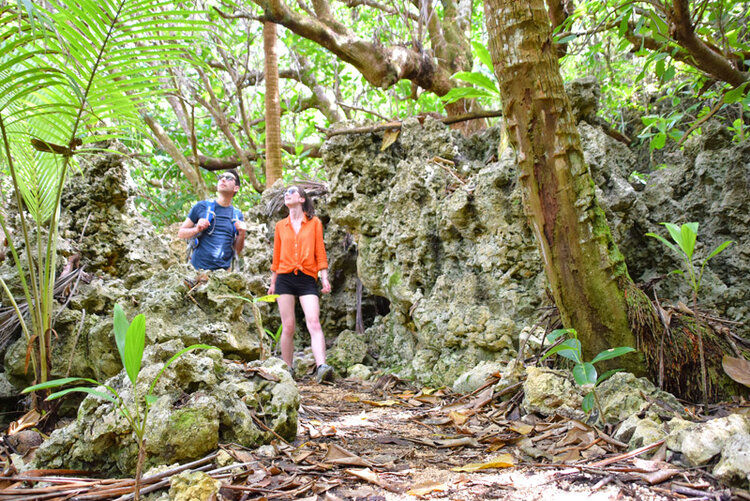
[667, 0, 747, 87]
[617, 2, 748, 88]
[264, 21, 283, 188]
[485, 0, 643, 369]
[544, 0, 573, 56]
[249, 0, 472, 109]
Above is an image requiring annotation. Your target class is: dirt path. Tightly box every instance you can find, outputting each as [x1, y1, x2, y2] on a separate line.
[264, 375, 722, 501]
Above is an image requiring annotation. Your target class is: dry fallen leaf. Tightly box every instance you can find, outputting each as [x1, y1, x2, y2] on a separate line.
[407, 481, 449, 497]
[510, 422, 534, 435]
[292, 450, 316, 464]
[722, 355, 750, 388]
[450, 453, 515, 472]
[361, 399, 401, 407]
[381, 129, 400, 151]
[553, 449, 581, 464]
[449, 411, 469, 426]
[435, 437, 480, 448]
[635, 469, 681, 485]
[324, 444, 373, 467]
[345, 468, 384, 487]
[8, 409, 42, 435]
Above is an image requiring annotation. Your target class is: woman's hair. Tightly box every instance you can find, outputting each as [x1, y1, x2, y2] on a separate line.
[291, 185, 315, 218]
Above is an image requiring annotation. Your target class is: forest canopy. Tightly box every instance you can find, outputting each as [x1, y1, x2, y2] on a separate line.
[0, 0, 748, 224]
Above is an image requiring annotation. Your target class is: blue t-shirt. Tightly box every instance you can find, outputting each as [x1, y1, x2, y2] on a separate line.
[188, 201, 244, 270]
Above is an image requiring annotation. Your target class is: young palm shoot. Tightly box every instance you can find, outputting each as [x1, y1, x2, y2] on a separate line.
[541, 328, 635, 424]
[23, 304, 218, 501]
[646, 222, 734, 410]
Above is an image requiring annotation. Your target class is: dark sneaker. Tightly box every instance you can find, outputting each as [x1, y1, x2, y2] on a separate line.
[315, 364, 334, 383]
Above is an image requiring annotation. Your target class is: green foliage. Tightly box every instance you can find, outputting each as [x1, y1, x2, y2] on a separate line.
[0, 0, 207, 391]
[441, 42, 501, 108]
[265, 324, 283, 354]
[24, 305, 218, 499]
[24, 305, 218, 435]
[542, 328, 635, 415]
[559, 0, 750, 149]
[646, 222, 734, 301]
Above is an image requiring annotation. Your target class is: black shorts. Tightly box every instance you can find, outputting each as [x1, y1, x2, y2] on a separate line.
[275, 272, 319, 297]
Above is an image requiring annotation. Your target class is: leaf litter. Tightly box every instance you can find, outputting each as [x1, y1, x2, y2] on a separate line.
[1, 372, 745, 500]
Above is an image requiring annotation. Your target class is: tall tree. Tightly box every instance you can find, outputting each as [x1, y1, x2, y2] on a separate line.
[484, 0, 647, 368]
[264, 20, 283, 187]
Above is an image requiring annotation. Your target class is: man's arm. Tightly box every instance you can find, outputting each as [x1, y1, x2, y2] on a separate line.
[233, 220, 246, 254]
[178, 217, 209, 239]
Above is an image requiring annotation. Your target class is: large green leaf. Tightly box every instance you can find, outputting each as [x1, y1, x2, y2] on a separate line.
[591, 346, 635, 364]
[46, 387, 118, 404]
[572, 362, 597, 386]
[541, 338, 582, 363]
[582, 391, 595, 413]
[23, 376, 100, 393]
[471, 41, 494, 73]
[705, 240, 734, 262]
[451, 71, 499, 95]
[646, 232, 680, 256]
[123, 313, 146, 386]
[113, 304, 129, 366]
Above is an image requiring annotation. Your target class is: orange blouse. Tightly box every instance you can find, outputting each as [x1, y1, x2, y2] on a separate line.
[271, 215, 328, 279]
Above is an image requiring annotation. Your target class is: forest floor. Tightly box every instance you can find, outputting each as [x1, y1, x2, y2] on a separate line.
[222, 374, 735, 501]
[0, 373, 742, 501]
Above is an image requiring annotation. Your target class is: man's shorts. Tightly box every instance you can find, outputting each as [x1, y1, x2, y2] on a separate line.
[275, 272, 319, 297]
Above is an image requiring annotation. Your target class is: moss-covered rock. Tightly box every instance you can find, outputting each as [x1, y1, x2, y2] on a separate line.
[32, 349, 298, 475]
[327, 329, 367, 372]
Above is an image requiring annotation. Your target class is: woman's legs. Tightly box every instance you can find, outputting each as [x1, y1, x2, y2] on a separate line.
[299, 294, 326, 367]
[277, 294, 296, 368]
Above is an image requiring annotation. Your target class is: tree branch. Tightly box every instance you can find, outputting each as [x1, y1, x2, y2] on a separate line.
[249, 0, 453, 94]
[325, 109, 502, 136]
[337, 0, 419, 21]
[194, 143, 321, 170]
[194, 66, 264, 192]
[143, 114, 208, 198]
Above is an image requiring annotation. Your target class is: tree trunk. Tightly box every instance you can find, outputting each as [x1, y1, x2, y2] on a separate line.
[264, 21, 283, 188]
[484, 0, 644, 370]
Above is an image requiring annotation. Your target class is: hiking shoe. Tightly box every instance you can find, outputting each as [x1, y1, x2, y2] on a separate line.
[315, 364, 334, 383]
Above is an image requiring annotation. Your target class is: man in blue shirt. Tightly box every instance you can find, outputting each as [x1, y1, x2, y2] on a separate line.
[178, 169, 246, 270]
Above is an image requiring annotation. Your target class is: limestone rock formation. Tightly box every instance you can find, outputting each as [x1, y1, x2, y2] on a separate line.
[32, 352, 298, 476]
[323, 119, 545, 386]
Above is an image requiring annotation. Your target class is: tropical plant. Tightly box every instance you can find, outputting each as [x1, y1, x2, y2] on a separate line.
[0, 0, 206, 400]
[646, 222, 734, 305]
[541, 328, 635, 419]
[23, 304, 219, 501]
[646, 221, 734, 410]
[265, 324, 283, 355]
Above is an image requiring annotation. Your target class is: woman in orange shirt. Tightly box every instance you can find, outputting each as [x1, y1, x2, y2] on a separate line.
[268, 185, 333, 382]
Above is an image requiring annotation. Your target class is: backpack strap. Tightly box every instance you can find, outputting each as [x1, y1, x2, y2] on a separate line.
[188, 200, 215, 255]
[230, 206, 242, 237]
